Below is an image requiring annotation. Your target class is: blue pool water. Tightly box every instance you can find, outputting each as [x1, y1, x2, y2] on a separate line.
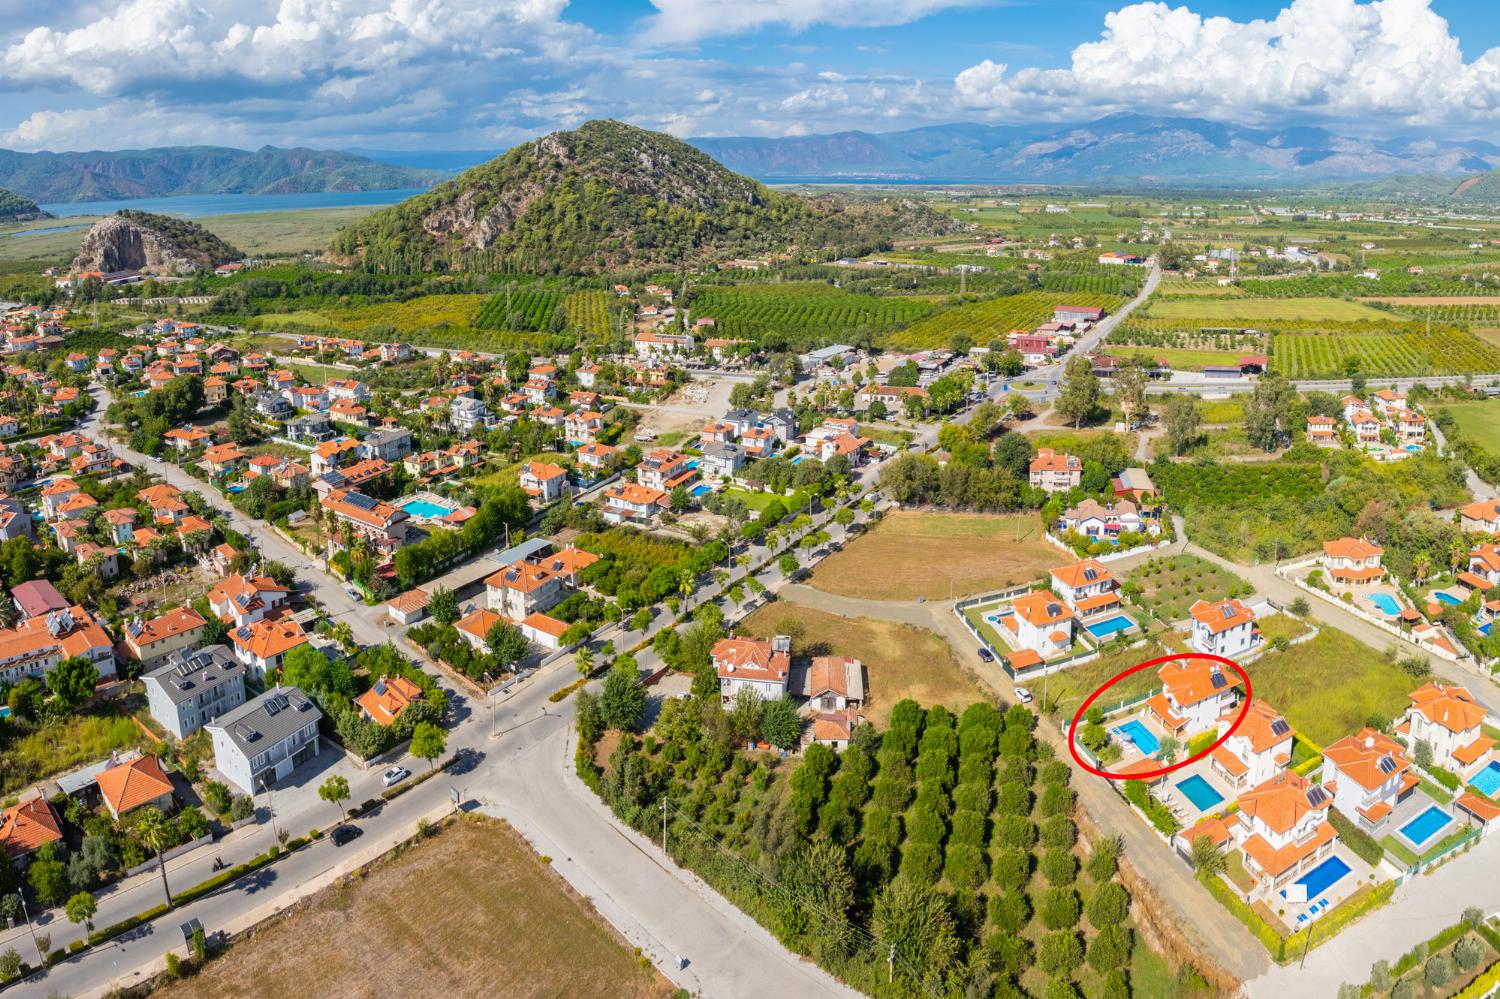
[1435, 591, 1463, 606]
[690, 484, 712, 498]
[1113, 719, 1161, 757]
[1281, 856, 1351, 901]
[1481, 622, 1494, 637]
[226, 484, 246, 494]
[1176, 775, 1224, 811]
[790, 455, 806, 465]
[685, 459, 700, 469]
[1400, 805, 1454, 846]
[1367, 593, 1401, 615]
[401, 500, 452, 519]
[1085, 614, 1134, 639]
[1469, 761, 1500, 797]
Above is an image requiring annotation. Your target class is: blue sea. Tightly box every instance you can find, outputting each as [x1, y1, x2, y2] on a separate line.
[38, 189, 424, 218]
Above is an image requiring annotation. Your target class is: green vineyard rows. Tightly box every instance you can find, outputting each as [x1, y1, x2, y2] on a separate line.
[474, 289, 562, 331]
[883, 291, 1125, 349]
[687, 284, 935, 343]
[1271, 330, 1500, 378]
[564, 290, 611, 337]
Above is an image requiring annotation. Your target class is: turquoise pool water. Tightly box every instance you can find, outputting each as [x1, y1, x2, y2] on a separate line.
[1176, 774, 1224, 811]
[1400, 805, 1453, 846]
[1435, 591, 1463, 606]
[401, 500, 452, 519]
[690, 484, 712, 497]
[1367, 593, 1401, 615]
[1281, 855, 1351, 901]
[1113, 719, 1160, 756]
[1085, 614, 1134, 639]
[1481, 622, 1494, 637]
[1470, 761, 1500, 796]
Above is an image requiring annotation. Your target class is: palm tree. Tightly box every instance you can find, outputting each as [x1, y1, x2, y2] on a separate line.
[1413, 552, 1431, 585]
[137, 807, 174, 909]
[677, 573, 695, 612]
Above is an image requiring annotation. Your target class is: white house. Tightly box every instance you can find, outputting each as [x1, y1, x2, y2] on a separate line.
[795, 656, 865, 712]
[1058, 499, 1147, 540]
[207, 686, 323, 794]
[713, 636, 791, 703]
[1322, 728, 1415, 836]
[1028, 448, 1081, 493]
[228, 618, 309, 681]
[1401, 682, 1496, 778]
[1048, 559, 1120, 618]
[518, 461, 569, 503]
[484, 560, 568, 621]
[602, 482, 669, 526]
[208, 573, 290, 629]
[1235, 772, 1338, 895]
[996, 591, 1075, 665]
[1459, 500, 1500, 535]
[1147, 657, 1241, 738]
[1187, 598, 1259, 658]
[1321, 537, 1384, 586]
[1209, 700, 1295, 791]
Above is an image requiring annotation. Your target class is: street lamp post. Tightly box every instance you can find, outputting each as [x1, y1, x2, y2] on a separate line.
[261, 775, 279, 841]
[15, 892, 41, 968]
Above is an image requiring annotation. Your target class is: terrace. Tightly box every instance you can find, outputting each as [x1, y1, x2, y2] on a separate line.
[1249, 842, 1381, 935]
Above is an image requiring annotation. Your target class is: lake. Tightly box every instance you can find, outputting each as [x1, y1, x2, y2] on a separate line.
[38, 188, 425, 218]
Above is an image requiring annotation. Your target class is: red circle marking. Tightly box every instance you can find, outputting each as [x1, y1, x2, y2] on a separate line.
[1066, 651, 1253, 781]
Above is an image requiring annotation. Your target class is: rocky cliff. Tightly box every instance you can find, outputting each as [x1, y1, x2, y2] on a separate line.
[71, 211, 240, 274]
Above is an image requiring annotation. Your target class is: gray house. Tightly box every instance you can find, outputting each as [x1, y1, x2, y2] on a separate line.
[206, 686, 322, 794]
[142, 645, 248, 740]
[361, 427, 413, 462]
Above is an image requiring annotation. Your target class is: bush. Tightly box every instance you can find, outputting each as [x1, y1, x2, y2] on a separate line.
[993, 814, 1037, 850]
[1040, 815, 1077, 850]
[985, 931, 1032, 978]
[1087, 924, 1132, 972]
[897, 841, 943, 884]
[995, 781, 1031, 815]
[1087, 881, 1130, 929]
[987, 890, 1031, 935]
[991, 848, 1031, 891]
[1426, 954, 1454, 987]
[1039, 887, 1081, 931]
[1455, 934, 1485, 970]
[1040, 849, 1078, 886]
[1327, 809, 1385, 867]
[1037, 931, 1084, 975]
[942, 844, 987, 889]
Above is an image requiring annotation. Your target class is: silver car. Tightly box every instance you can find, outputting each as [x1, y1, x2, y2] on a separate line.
[381, 766, 410, 787]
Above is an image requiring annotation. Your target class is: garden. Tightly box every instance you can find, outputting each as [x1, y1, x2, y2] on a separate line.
[1125, 555, 1252, 624]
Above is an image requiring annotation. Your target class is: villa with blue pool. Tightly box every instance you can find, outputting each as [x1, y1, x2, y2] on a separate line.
[1402, 680, 1499, 786]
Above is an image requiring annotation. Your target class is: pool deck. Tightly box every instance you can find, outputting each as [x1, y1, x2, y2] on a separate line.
[1252, 842, 1381, 934]
[1157, 753, 1239, 823]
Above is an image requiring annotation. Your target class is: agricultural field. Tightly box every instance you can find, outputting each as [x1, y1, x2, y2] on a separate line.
[157, 817, 675, 999]
[1142, 297, 1392, 323]
[1271, 329, 1500, 378]
[808, 509, 1055, 601]
[1125, 555, 1251, 623]
[687, 283, 936, 344]
[886, 290, 1125, 349]
[738, 604, 988, 728]
[564, 289, 612, 336]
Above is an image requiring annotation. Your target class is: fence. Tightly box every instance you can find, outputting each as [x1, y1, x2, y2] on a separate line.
[124, 831, 214, 877]
[1043, 530, 1173, 564]
[1279, 569, 1469, 664]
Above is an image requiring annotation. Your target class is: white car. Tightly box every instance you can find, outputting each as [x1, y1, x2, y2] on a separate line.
[381, 766, 410, 787]
[1013, 687, 1033, 704]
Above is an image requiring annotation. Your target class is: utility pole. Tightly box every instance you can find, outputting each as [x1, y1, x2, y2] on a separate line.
[261, 775, 279, 841]
[660, 798, 668, 854]
[15, 892, 42, 968]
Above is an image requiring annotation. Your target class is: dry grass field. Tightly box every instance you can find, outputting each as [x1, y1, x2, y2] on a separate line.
[809, 510, 1055, 601]
[156, 817, 676, 999]
[738, 603, 988, 726]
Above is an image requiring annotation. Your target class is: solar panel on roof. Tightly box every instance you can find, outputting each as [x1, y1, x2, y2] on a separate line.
[1083, 567, 1097, 581]
[1305, 787, 1328, 807]
[264, 693, 289, 715]
[1377, 755, 1396, 774]
[1221, 605, 1235, 619]
[1270, 718, 1290, 736]
[1210, 670, 1228, 689]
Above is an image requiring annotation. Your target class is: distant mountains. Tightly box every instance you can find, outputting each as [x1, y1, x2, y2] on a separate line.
[332, 119, 955, 275]
[0, 146, 443, 203]
[688, 114, 1500, 189]
[0, 188, 47, 222]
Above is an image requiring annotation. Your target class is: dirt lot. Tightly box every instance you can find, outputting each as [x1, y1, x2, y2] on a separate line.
[627, 376, 734, 439]
[739, 603, 987, 726]
[155, 817, 676, 999]
[808, 510, 1055, 601]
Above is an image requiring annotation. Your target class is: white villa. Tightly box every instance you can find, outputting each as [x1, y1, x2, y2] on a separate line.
[1187, 598, 1259, 658]
[1400, 682, 1496, 779]
[1321, 537, 1385, 587]
[1147, 657, 1242, 738]
[713, 636, 791, 703]
[1209, 700, 1295, 792]
[1322, 728, 1416, 836]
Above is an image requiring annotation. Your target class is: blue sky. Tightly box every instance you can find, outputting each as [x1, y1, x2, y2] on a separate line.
[1, 0, 1498, 151]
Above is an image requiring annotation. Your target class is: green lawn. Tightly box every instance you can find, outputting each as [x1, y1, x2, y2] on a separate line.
[963, 604, 1014, 655]
[1134, 346, 1247, 370]
[471, 452, 569, 489]
[1243, 628, 1423, 745]
[722, 488, 784, 514]
[1035, 641, 1172, 717]
[1256, 613, 1311, 644]
[1144, 297, 1393, 322]
[1128, 555, 1250, 622]
[1440, 399, 1500, 451]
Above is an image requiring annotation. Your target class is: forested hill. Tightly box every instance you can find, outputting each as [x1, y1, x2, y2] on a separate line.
[330, 119, 956, 274]
[0, 188, 46, 221]
[0, 146, 440, 203]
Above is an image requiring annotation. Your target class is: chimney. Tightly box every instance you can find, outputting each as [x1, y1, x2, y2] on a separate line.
[1364, 735, 1374, 749]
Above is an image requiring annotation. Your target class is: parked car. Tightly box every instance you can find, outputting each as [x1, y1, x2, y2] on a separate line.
[331, 825, 363, 847]
[977, 647, 994, 663]
[1013, 686, 1033, 704]
[382, 766, 410, 787]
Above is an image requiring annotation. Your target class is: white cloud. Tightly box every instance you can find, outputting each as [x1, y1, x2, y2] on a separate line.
[955, 0, 1500, 127]
[641, 0, 985, 45]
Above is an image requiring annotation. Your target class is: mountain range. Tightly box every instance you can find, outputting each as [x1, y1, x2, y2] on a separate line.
[688, 114, 1500, 190]
[332, 119, 955, 275]
[0, 146, 442, 203]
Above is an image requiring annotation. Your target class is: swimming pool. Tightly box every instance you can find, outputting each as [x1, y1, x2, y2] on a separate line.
[1434, 591, 1463, 606]
[1470, 761, 1500, 797]
[1085, 614, 1134, 640]
[1281, 855, 1351, 902]
[401, 499, 452, 519]
[1367, 593, 1401, 615]
[1400, 805, 1454, 847]
[690, 484, 712, 498]
[226, 484, 246, 494]
[1176, 774, 1224, 811]
[1113, 719, 1161, 757]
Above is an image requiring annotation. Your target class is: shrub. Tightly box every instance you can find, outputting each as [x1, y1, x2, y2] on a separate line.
[1040, 815, 1077, 850]
[1088, 838, 1120, 883]
[942, 844, 987, 889]
[1039, 849, 1078, 886]
[987, 890, 1031, 935]
[1455, 934, 1484, 970]
[897, 841, 943, 884]
[1037, 931, 1084, 975]
[1087, 924, 1132, 972]
[1039, 887, 1081, 931]
[995, 781, 1031, 815]
[985, 931, 1032, 978]
[952, 781, 991, 814]
[948, 809, 986, 846]
[1039, 783, 1074, 818]
[993, 814, 1037, 851]
[1426, 954, 1454, 987]
[1087, 882, 1130, 929]
[991, 847, 1031, 891]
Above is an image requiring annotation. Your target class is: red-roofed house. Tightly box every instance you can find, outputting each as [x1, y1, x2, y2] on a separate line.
[1028, 448, 1081, 493]
[0, 796, 63, 859]
[1187, 598, 1259, 658]
[995, 591, 1075, 659]
[1401, 682, 1495, 778]
[1209, 700, 1295, 791]
[713, 636, 791, 703]
[1236, 772, 1338, 896]
[97, 754, 175, 820]
[1147, 657, 1242, 738]
[1322, 728, 1416, 835]
[1321, 537, 1384, 586]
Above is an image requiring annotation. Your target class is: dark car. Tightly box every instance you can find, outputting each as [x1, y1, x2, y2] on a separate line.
[331, 825, 362, 847]
[977, 647, 995, 663]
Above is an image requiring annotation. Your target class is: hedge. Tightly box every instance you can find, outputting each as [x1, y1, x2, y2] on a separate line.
[550, 678, 587, 703]
[1185, 730, 1217, 760]
[379, 753, 455, 800]
[1280, 882, 1395, 963]
[89, 902, 169, 946]
[1327, 809, 1385, 867]
[1200, 872, 1288, 961]
[1454, 960, 1500, 999]
[1391, 919, 1473, 981]
[172, 845, 283, 906]
[1428, 765, 1462, 791]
